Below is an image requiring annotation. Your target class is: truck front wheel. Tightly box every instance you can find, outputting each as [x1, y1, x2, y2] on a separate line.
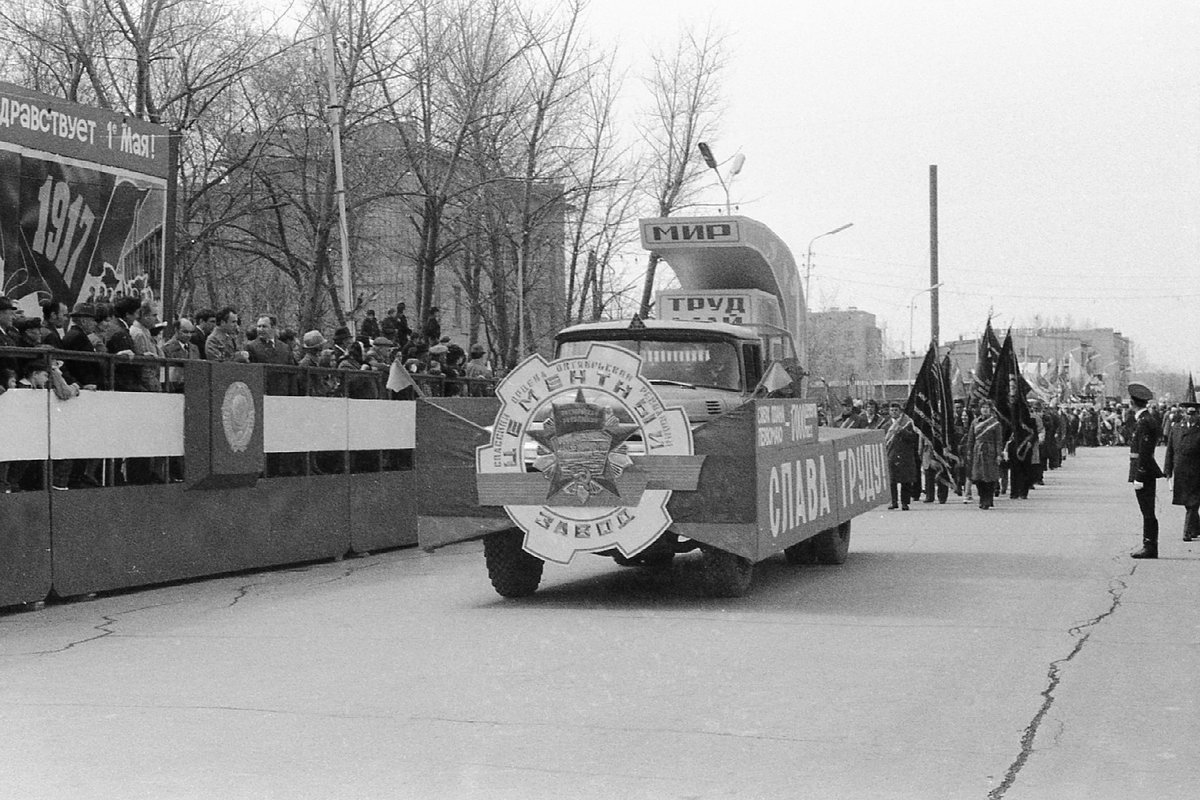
[702, 547, 754, 597]
[484, 529, 544, 598]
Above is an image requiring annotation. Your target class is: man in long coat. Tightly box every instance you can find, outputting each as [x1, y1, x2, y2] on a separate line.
[1128, 382, 1165, 559]
[884, 401, 920, 510]
[965, 398, 1005, 509]
[1164, 400, 1200, 541]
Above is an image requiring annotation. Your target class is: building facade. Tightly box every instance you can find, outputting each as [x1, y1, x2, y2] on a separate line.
[807, 307, 884, 387]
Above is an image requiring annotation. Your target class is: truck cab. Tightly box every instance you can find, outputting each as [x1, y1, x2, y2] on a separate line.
[555, 318, 765, 425]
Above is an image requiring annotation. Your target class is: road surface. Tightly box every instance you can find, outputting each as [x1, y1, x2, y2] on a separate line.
[1, 447, 1197, 799]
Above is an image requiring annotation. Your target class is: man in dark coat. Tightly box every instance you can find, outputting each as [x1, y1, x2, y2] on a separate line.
[106, 296, 144, 392]
[835, 397, 866, 428]
[1128, 382, 1165, 558]
[395, 303, 411, 348]
[1164, 401, 1200, 541]
[61, 303, 104, 390]
[246, 315, 296, 396]
[422, 306, 441, 344]
[884, 401, 920, 510]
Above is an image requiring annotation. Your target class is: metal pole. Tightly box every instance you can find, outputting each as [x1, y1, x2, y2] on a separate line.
[517, 247, 525, 357]
[929, 165, 939, 348]
[326, 11, 354, 334]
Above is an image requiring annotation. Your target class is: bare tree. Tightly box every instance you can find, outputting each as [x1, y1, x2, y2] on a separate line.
[209, 0, 418, 330]
[633, 21, 726, 317]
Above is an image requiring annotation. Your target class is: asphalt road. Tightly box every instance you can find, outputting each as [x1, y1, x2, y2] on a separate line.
[1, 447, 1197, 799]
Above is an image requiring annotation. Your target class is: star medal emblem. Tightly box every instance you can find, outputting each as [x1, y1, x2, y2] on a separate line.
[527, 389, 638, 503]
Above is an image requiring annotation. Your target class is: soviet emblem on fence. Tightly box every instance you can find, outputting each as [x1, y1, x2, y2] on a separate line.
[221, 381, 256, 453]
[477, 343, 705, 564]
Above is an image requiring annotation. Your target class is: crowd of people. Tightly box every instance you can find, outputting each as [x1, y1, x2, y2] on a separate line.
[1, 295, 498, 492]
[825, 394, 1090, 511]
[823, 389, 1200, 560]
[1, 296, 497, 400]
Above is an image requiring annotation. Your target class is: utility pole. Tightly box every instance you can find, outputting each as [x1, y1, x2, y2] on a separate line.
[325, 7, 354, 333]
[929, 165, 939, 348]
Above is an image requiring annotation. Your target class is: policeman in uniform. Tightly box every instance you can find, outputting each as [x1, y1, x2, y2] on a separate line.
[1128, 382, 1165, 559]
[1164, 400, 1200, 541]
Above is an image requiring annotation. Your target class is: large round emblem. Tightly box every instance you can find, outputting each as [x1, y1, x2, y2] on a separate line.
[221, 381, 256, 453]
[477, 344, 695, 564]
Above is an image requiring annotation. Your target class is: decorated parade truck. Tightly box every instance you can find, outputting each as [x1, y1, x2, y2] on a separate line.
[416, 216, 886, 597]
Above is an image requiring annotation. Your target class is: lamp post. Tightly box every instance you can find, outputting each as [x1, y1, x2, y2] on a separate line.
[908, 282, 945, 385]
[804, 223, 854, 311]
[697, 142, 745, 214]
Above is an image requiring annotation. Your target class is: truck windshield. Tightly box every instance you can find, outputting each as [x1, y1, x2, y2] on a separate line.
[557, 339, 742, 391]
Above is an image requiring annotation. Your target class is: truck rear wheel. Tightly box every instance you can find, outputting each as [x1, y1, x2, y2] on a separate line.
[811, 521, 851, 565]
[484, 529, 544, 598]
[702, 547, 754, 597]
[784, 522, 852, 565]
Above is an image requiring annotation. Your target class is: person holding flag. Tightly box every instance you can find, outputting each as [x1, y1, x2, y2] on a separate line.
[964, 398, 1005, 509]
[990, 330, 1040, 500]
[904, 345, 960, 503]
[885, 401, 920, 511]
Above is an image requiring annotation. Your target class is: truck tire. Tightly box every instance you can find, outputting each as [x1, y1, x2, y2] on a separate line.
[702, 547, 754, 597]
[783, 538, 818, 565]
[811, 521, 851, 565]
[484, 529, 544, 598]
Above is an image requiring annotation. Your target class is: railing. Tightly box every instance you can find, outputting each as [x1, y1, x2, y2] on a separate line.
[1, 345, 497, 491]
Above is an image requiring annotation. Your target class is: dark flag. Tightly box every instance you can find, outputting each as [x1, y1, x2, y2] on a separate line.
[940, 354, 959, 466]
[904, 344, 958, 488]
[971, 317, 1003, 403]
[1187, 373, 1197, 403]
[990, 330, 1038, 458]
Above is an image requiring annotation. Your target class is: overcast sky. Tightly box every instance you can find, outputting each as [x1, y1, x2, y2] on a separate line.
[582, 0, 1200, 373]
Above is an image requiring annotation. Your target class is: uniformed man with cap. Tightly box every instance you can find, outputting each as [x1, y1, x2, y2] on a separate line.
[1127, 381, 1165, 558]
[1164, 399, 1200, 542]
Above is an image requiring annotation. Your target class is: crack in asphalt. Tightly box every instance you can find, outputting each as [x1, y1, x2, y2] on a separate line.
[987, 563, 1135, 799]
[18, 602, 170, 656]
[226, 583, 259, 608]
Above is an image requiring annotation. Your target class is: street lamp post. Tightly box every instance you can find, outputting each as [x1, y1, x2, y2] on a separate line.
[908, 282, 945, 385]
[697, 142, 745, 214]
[804, 223, 854, 311]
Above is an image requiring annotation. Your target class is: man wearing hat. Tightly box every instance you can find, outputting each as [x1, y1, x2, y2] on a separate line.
[1127, 381, 1165, 558]
[297, 330, 338, 397]
[331, 326, 361, 368]
[1164, 399, 1200, 542]
[365, 336, 396, 371]
[835, 397, 866, 429]
[61, 303, 104, 390]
